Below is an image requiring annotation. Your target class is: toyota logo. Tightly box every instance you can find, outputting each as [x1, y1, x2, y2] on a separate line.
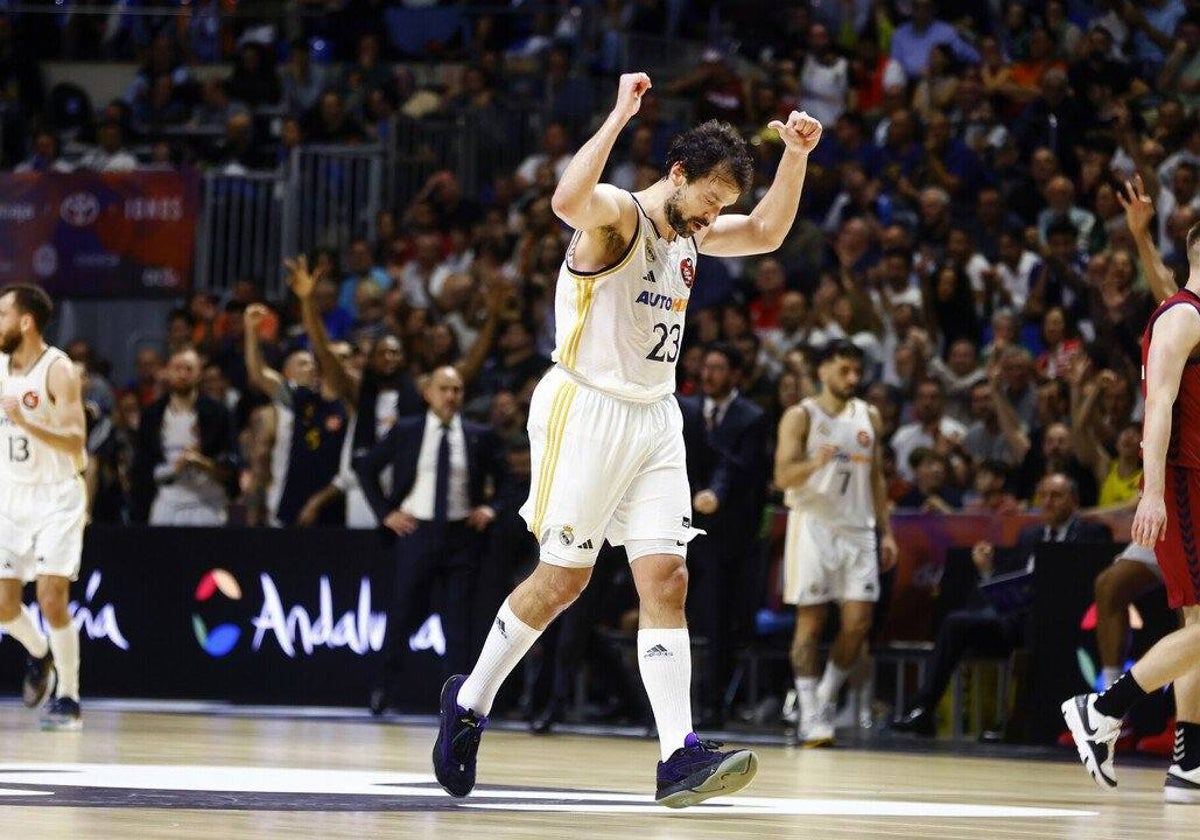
[60, 192, 100, 227]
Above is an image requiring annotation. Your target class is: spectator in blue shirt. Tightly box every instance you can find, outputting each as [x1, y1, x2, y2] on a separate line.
[1127, 0, 1187, 76]
[338, 239, 390, 317]
[890, 0, 981, 79]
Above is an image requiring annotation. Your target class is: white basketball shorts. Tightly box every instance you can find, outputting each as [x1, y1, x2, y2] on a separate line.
[782, 508, 879, 606]
[520, 366, 702, 568]
[0, 476, 86, 582]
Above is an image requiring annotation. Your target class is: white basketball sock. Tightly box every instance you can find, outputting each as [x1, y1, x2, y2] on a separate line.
[458, 600, 540, 716]
[637, 628, 693, 761]
[796, 676, 818, 719]
[817, 661, 851, 709]
[1, 605, 49, 659]
[1101, 667, 1122, 691]
[49, 623, 79, 701]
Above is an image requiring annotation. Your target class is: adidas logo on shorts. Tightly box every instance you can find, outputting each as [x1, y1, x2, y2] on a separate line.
[578, 539, 594, 550]
[643, 644, 673, 659]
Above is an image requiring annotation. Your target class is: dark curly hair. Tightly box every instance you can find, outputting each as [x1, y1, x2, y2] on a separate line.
[665, 120, 754, 194]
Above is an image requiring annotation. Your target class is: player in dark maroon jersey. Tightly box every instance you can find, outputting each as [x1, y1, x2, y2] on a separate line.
[1062, 216, 1200, 803]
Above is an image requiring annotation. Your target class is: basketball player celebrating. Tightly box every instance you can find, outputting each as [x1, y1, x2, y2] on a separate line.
[775, 340, 897, 746]
[433, 73, 822, 807]
[1062, 221, 1200, 801]
[0, 284, 87, 730]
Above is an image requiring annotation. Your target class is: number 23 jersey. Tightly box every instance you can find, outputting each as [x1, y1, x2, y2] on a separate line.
[552, 194, 695, 402]
[783, 397, 877, 531]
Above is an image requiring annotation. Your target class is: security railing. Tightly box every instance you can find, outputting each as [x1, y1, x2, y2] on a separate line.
[196, 144, 384, 297]
[194, 170, 285, 296]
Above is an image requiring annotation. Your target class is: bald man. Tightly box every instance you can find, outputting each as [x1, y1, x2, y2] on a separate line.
[353, 367, 507, 714]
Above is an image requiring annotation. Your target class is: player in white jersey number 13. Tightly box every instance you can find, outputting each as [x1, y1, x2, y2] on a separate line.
[0, 284, 88, 731]
[775, 340, 898, 747]
[432, 72, 823, 807]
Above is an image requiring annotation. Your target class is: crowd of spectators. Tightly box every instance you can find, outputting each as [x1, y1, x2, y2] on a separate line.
[3, 0, 1195, 721]
[23, 0, 1183, 528]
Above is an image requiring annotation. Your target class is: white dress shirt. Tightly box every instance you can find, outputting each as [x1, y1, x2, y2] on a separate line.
[702, 389, 739, 431]
[400, 411, 470, 521]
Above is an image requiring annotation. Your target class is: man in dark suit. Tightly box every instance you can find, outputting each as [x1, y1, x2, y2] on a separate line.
[677, 342, 770, 724]
[354, 366, 507, 714]
[894, 472, 1111, 734]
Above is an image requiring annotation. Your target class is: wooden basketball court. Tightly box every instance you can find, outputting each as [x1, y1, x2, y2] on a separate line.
[0, 702, 1187, 838]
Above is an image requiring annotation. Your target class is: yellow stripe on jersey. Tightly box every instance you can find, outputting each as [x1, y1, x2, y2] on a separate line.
[531, 381, 577, 539]
[559, 213, 642, 369]
[562, 277, 595, 369]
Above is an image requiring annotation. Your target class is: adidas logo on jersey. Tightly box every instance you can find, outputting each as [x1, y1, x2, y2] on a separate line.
[635, 290, 687, 312]
[643, 644, 673, 659]
[642, 269, 656, 283]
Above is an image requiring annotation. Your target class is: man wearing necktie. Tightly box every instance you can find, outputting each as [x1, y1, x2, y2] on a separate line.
[894, 473, 1111, 735]
[677, 343, 770, 725]
[354, 367, 507, 714]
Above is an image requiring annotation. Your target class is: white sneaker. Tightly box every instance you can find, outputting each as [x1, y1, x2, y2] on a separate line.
[1060, 694, 1121, 789]
[781, 689, 798, 725]
[1165, 764, 1200, 803]
[798, 707, 835, 747]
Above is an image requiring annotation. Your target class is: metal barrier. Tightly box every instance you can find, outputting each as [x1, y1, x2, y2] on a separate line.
[194, 170, 285, 295]
[388, 107, 544, 200]
[285, 144, 384, 276]
[388, 116, 465, 211]
[196, 145, 384, 296]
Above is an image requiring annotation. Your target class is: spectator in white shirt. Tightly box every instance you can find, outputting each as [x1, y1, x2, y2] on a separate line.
[890, 376, 967, 481]
[78, 120, 138, 172]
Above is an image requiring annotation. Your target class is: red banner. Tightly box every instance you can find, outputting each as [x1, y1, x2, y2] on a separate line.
[0, 170, 200, 297]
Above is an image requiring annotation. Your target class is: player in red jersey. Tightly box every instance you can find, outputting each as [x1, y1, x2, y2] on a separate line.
[1062, 219, 1200, 802]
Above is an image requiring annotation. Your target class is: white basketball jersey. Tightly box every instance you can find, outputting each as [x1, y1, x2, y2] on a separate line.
[0, 346, 86, 484]
[784, 397, 876, 530]
[553, 195, 696, 402]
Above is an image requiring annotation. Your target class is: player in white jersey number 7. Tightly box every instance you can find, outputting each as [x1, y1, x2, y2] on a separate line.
[432, 72, 822, 807]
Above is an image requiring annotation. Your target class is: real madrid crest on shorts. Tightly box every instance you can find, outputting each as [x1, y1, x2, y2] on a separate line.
[559, 525, 575, 547]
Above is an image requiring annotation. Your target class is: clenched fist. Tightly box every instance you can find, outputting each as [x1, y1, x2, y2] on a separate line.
[614, 73, 652, 121]
[768, 111, 823, 155]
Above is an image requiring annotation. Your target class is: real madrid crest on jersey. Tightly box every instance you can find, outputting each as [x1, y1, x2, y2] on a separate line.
[645, 236, 656, 262]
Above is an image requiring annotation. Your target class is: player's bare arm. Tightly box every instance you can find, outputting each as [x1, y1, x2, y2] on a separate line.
[697, 111, 822, 258]
[774, 404, 836, 490]
[287, 255, 360, 405]
[1134, 304, 1200, 546]
[1119, 175, 1178, 303]
[550, 73, 648, 270]
[0, 356, 85, 455]
[869, 405, 898, 570]
[243, 304, 286, 402]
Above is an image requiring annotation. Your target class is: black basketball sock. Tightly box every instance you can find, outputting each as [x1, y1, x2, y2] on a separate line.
[1176, 722, 1200, 772]
[1093, 672, 1148, 719]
